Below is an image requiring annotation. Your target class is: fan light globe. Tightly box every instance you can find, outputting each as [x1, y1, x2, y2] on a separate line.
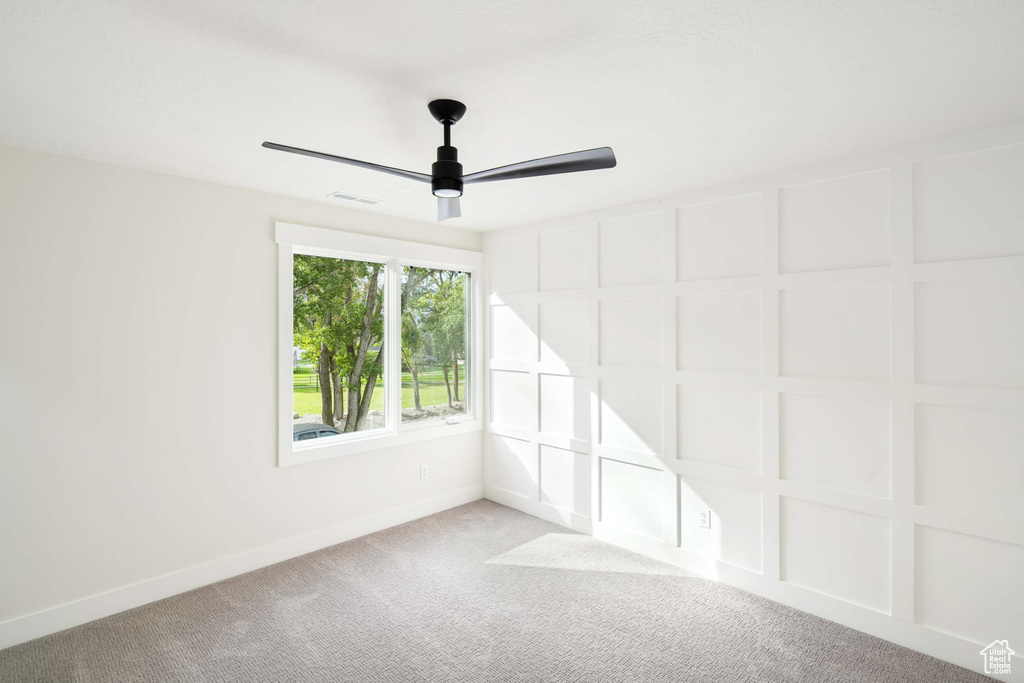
[433, 188, 462, 198]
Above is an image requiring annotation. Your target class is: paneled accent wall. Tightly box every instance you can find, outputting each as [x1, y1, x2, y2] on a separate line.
[483, 123, 1024, 676]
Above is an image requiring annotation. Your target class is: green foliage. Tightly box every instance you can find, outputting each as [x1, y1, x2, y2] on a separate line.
[401, 274, 430, 370]
[427, 272, 467, 368]
[293, 254, 384, 385]
[401, 266, 467, 370]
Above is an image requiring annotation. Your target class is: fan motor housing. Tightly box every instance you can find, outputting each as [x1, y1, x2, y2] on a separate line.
[431, 145, 463, 197]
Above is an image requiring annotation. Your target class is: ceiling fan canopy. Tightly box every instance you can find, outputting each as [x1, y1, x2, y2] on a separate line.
[262, 99, 616, 222]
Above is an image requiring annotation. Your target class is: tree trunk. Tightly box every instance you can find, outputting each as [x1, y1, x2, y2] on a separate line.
[355, 347, 384, 430]
[342, 264, 384, 432]
[318, 343, 333, 426]
[452, 352, 460, 403]
[330, 357, 343, 424]
[412, 365, 421, 410]
[443, 365, 452, 407]
[344, 380, 360, 432]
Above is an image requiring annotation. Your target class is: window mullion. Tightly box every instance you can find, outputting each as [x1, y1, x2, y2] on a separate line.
[388, 259, 402, 432]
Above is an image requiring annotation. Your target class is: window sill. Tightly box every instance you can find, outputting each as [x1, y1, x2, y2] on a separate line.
[280, 417, 482, 467]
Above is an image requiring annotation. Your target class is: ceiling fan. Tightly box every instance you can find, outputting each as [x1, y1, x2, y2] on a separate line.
[262, 99, 617, 222]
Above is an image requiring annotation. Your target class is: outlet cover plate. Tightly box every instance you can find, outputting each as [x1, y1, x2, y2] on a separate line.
[699, 510, 711, 529]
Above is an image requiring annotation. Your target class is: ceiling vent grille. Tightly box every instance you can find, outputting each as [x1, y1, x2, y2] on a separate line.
[327, 191, 382, 206]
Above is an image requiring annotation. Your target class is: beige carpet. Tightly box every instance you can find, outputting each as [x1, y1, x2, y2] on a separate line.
[0, 500, 988, 682]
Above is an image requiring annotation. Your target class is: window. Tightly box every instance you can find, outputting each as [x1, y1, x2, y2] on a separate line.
[292, 254, 387, 435]
[276, 223, 483, 466]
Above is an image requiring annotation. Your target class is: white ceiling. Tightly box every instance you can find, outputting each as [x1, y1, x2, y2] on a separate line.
[2, 1, 1023, 231]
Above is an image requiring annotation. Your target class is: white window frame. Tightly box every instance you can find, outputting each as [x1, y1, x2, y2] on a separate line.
[276, 222, 484, 467]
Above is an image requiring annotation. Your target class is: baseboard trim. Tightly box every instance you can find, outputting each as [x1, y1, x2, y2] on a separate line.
[484, 486, 592, 534]
[485, 489, 993, 680]
[0, 484, 484, 651]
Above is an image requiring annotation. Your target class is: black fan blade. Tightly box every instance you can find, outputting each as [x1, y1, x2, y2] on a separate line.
[462, 147, 616, 184]
[262, 141, 431, 183]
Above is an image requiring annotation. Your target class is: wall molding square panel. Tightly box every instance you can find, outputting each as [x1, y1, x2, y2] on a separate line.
[779, 169, 891, 274]
[915, 278, 1024, 390]
[600, 458, 664, 540]
[490, 303, 537, 362]
[539, 374, 590, 440]
[914, 143, 1024, 264]
[678, 386, 762, 473]
[489, 234, 537, 294]
[677, 291, 761, 375]
[483, 123, 1024, 676]
[915, 403, 1024, 522]
[781, 497, 891, 614]
[539, 300, 589, 365]
[489, 434, 537, 499]
[677, 193, 762, 281]
[540, 445, 590, 517]
[679, 476, 763, 572]
[915, 525, 1024, 648]
[780, 284, 891, 382]
[780, 393, 891, 499]
[490, 370, 534, 431]
[599, 297, 663, 368]
[599, 379, 663, 455]
[599, 211, 664, 287]
[539, 224, 590, 291]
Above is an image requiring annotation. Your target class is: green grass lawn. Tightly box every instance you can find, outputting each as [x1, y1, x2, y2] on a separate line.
[293, 363, 465, 416]
[293, 382, 459, 415]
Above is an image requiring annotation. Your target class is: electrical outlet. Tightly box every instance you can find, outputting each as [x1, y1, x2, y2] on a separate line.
[699, 509, 712, 529]
[420, 465, 429, 480]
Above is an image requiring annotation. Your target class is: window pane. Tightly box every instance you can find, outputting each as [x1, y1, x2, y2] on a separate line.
[293, 254, 386, 436]
[400, 266, 471, 423]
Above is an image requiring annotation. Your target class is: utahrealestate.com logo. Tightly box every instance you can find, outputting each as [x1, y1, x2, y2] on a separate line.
[980, 640, 1015, 676]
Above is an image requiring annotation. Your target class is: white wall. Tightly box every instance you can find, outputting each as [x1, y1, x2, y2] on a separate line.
[483, 122, 1024, 677]
[0, 145, 484, 644]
